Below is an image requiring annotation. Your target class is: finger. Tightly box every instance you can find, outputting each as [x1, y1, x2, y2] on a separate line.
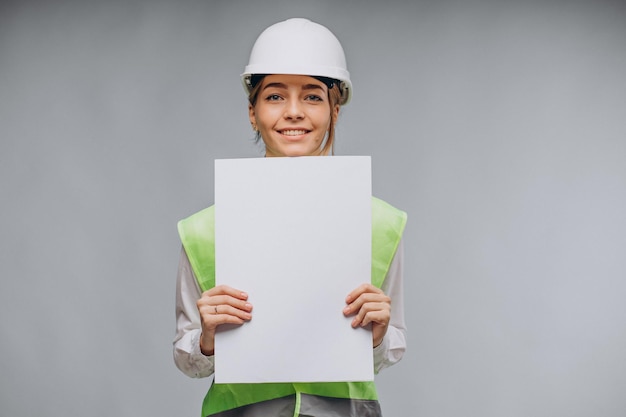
[198, 299, 252, 320]
[198, 284, 253, 313]
[213, 304, 253, 321]
[199, 294, 253, 313]
[345, 283, 382, 303]
[203, 312, 248, 329]
[206, 285, 249, 300]
[198, 305, 251, 332]
[358, 306, 390, 327]
[344, 292, 390, 316]
[351, 301, 390, 327]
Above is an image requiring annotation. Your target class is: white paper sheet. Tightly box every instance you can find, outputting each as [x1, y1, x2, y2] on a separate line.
[214, 156, 373, 383]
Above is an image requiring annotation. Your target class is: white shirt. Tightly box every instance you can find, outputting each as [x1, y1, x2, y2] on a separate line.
[173, 239, 406, 381]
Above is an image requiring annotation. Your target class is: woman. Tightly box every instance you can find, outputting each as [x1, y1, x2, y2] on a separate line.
[174, 18, 407, 417]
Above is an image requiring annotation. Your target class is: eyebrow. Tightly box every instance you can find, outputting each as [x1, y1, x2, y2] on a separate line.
[262, 82, 325, 92]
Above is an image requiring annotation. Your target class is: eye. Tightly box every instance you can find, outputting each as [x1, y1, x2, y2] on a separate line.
[265, 94, 283, 101]
[305, 94, 324, 102]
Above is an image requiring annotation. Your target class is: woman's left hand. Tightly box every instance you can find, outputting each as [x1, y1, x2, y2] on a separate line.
[343, 283, 391, 348]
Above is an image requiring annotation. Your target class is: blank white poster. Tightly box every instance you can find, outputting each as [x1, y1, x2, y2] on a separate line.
[214, 156, 373, 383]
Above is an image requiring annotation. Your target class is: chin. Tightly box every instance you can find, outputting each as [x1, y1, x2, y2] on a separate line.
[279, 146, 321, 157]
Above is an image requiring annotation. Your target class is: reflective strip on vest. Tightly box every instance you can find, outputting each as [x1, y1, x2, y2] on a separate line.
[177, 196, 407, 416]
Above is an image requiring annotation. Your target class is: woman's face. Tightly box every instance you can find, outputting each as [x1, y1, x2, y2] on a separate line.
[249, 74, 339, 157]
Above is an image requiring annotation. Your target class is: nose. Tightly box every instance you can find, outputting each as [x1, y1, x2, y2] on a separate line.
[284, 98, 304, 120]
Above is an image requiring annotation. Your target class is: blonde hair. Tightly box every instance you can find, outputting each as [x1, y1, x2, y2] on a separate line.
[248, 76, 342, 155]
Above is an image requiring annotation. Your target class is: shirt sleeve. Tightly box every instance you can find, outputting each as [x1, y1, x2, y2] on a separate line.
[373, 237, 407, 374]
[173, 247, 215, 378]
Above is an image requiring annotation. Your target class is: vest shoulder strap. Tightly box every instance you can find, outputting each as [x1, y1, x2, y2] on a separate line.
[371, 196, 407, 288]
[178, 197, 406, 292]
[177, 205, 216, 292]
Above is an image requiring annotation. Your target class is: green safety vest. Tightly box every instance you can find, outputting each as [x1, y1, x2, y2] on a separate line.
[178, 196, 407, 417]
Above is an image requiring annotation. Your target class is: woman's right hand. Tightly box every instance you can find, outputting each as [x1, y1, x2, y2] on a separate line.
[196, 285, 253, 356]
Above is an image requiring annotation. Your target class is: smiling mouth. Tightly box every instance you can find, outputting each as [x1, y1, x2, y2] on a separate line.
[279, 129, 309, 136]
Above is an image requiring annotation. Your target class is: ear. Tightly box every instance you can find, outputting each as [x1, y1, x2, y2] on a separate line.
[248, 103, 256, 127]
[332, 104, 340, 124]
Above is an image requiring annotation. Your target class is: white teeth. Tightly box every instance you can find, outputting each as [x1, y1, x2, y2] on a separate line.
[281, 130, 307, 136]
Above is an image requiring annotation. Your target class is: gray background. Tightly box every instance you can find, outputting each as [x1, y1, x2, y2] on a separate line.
[1, 1, 625, 416]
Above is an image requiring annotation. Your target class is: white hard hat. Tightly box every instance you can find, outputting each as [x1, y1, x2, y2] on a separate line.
[241, 18, 352, 105]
